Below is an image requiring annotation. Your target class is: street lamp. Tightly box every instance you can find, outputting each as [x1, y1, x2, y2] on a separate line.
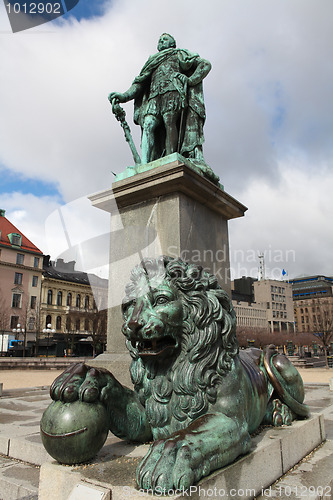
[12, 323, 25, 355]
[43, 323, 55, 358]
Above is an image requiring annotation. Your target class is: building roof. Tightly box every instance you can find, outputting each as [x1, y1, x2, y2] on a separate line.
[290, 275, 333, 299]
[290, 275, 333, 285]
[43, 257, 108, 288]
[43, 265, 91, 285]
[0, 211, 43, 255]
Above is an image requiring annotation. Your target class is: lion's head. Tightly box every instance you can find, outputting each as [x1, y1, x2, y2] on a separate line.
[121, 256, 238, 437]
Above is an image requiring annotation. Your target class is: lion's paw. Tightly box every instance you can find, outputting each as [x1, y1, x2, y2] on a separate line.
[50, 363, 113, 404]
[272, 399, 292, 426]
[137, 437, 205, 492]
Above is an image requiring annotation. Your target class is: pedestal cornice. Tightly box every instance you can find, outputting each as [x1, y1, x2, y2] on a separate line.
[89, 157, 247, 220]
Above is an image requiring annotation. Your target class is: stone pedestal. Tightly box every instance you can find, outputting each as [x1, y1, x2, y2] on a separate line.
[38, 414, 325, 500]
[89, 154, 246, 382]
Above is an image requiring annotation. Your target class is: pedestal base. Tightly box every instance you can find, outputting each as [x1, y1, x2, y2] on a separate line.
[39, 413, 325, 500]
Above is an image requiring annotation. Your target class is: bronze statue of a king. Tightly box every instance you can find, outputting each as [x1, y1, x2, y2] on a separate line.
[108, 33, 218, 183]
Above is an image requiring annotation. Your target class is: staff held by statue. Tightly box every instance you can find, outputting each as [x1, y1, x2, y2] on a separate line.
[110, 97, 141, 166]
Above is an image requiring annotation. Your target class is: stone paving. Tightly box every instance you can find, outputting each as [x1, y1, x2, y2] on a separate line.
[0, 377, 332, 499]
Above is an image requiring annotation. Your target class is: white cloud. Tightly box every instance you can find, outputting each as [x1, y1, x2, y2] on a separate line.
[229, 161, 333, 279]
[0, 0, 333, 279]
[1, 192, 61, 254]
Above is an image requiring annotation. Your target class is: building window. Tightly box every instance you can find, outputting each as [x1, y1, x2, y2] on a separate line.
[32, 276, 38, 287]
[45, 315, 52, 328]
[56, 316, 62, 330]
[66, 317, 71, 331]
[34, 257, 40, 268]
[84, 318, 89, 331]
[30, 296, 37, 309]
[57, 291, 63, 306]
[67, 293, 72, 306]
[9, 233, 21, 246]
[12, 293, 21, 308]
[76, 294, 81, 308]
[84, 296, 89, 309]
[14, 272, 23, 285]
[75, 318, 80, 331]
[16, 253, 24, 265]
[10, 316, 19, 328]
[28, 317, 35, 330]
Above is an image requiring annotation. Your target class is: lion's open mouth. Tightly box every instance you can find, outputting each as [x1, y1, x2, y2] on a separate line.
[131, 336, 176, 356]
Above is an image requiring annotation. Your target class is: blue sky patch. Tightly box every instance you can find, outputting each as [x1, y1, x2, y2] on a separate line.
[60, 0, 109, 21]
[0, 166, 62, 201]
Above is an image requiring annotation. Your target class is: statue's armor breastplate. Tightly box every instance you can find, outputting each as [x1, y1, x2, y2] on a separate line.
[149, 55, 180, 99]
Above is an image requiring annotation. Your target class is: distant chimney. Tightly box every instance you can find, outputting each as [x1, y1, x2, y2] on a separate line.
[0, 209, 5, 217]
[55, 259, 76, 272]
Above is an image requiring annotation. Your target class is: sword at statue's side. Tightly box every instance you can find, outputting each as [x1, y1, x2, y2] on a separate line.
[110, 98, 141, 166]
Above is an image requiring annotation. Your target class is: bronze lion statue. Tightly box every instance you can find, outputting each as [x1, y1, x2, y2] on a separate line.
[43, 256, 309, 492]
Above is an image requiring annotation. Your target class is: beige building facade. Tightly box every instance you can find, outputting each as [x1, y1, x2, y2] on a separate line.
[40, 258, 108, 351]
[232, 300, 267, 329]
[291, 276, 333, 335]
[0, 210, 43, 347]
[253, 279, 295, 332]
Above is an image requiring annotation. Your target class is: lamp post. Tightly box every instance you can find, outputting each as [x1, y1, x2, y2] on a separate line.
[43, 323, 55, 358]
[12, 323, 25, 356]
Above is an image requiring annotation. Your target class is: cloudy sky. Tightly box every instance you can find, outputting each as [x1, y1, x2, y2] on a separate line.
[1, 0, 332, 282]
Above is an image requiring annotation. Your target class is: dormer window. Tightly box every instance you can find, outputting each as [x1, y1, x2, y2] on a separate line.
[8, 233, 22, 247]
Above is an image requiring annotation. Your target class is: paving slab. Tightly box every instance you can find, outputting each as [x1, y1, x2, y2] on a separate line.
[0, 387, 52, 466]
[0, 455, 39, 500]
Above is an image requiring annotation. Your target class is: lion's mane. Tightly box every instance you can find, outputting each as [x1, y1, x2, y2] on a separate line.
[123, 256, 238, 438]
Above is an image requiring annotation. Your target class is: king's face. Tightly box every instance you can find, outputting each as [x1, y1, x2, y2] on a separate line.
[157, 35, 174, 52]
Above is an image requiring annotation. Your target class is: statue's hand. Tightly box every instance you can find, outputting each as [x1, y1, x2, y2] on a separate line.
[108, 91, 126, 104]
[50, 362, 115, 404]
[175, 73, 188, 86]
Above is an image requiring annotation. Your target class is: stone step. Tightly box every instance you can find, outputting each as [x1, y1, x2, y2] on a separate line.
[0, 455, 39, 500]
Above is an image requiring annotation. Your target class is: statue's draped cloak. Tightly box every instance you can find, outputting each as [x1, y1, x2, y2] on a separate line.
[132, 48, 206, 160]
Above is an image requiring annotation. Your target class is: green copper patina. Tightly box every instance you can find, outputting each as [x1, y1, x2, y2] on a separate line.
[108, 33, 219, 184]
[40, 399, 108, 464]
[42, 257, 309, 491]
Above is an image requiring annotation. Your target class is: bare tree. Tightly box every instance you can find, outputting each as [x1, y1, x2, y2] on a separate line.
[17, 295, 29, 357]
[91, 308, 107, 357]
[64, 308, 107, 357]
[236, 326, 313, 354]
[236, 327, 273, 349]
[0, 292, 10, 355]
[309, 299, 333, 368]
